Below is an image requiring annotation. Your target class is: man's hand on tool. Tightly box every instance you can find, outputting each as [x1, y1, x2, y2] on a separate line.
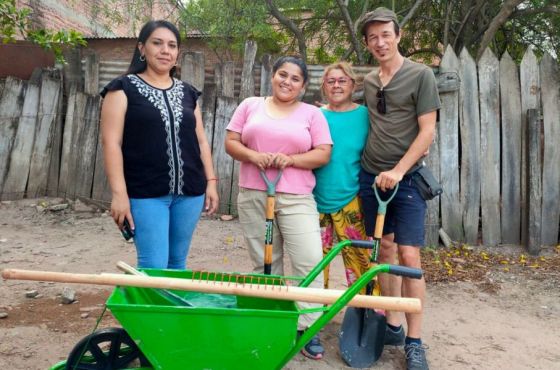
[375, 169, 404, 191]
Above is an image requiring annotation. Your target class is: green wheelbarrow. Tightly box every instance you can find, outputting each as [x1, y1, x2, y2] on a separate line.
[5, 240, 422, 370]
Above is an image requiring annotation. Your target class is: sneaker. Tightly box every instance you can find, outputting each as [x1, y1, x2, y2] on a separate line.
[384, 325, 405, 346]
[404, 342, 429, 370]
[298, 331, 324, 360]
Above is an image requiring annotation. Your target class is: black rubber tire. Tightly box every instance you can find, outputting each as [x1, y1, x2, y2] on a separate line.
[65, 327, 150, 370]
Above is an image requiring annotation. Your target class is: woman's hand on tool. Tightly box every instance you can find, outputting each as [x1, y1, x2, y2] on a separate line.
[271, 153, 295, 169]
[249, 152, 274, 170]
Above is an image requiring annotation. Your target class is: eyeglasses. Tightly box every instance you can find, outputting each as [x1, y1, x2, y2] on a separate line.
[325, 78, 352, 87]
[376, 88, 386, 114]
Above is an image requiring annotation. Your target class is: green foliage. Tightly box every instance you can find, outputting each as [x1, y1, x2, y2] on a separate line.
[182, 0, 283, 61]
[0, 0, 86, 63]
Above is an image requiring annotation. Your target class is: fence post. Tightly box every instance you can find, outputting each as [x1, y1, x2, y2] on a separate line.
[520, 47, 540, 247]
[181, 51, 205, 92]
[539, 53, 560, 246]
[526, 109, 542, 255]
[0, 78, 26, 198]
[499, 51, 522, 245]
[222, 61, 235, 98]
[2, 80, 40, 200]
[27, 72, 62, 198]
[239, 40, 257, 100]
[84, 52, 100, 95]
[478, 48, 501, 246]
[260, 54, 272, 97]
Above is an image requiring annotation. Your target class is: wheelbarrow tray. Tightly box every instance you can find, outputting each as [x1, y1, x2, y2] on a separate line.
[106, 269, 299, 370]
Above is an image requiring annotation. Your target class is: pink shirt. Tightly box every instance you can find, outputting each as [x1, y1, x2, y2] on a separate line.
[227, 97, 333, 194]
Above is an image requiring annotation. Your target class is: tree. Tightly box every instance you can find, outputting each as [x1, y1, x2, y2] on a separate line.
[1, 0, 86, 64]
[103, 0, 560, 64]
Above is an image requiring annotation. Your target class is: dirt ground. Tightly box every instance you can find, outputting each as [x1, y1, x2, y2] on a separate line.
[1, 198, 559, 370]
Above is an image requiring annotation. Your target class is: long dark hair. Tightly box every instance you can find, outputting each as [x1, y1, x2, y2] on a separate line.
[126, 20, 181, 77]
[272, 56, 309, 83]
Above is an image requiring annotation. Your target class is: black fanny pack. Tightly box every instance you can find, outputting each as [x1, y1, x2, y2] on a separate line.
[411, 165, 443, 200]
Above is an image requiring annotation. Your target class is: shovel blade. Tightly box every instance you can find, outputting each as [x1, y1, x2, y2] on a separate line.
[339, 307, 386, 368]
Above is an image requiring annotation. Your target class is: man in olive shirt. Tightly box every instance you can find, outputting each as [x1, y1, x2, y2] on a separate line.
[358, 7, 440, 370]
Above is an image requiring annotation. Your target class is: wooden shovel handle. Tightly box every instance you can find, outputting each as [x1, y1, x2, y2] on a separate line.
[1, 268, 421, 313]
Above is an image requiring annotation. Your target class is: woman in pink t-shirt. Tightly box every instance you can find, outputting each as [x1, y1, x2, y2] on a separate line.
[225, 56, 332, 360]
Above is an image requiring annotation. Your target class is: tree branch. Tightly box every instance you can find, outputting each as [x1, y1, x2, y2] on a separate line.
[335, 0, 364, 63]
[400, 0, 425, 28]
[265, 0, 307, 60]
[476, 0, 524, 60]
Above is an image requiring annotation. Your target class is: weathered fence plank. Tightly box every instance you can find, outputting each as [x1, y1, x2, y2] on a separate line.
[201, 83, 217, 151]
[58, 85, 78, 197]
[91, 128, 111, 203]
[239, 40, 257, 101]
[47, 71, 64, 197]
[519, 48, 540, 246]
[0, 78, 26, 196]
[526, 109, 542, 255]
[499, 52, 522, 244]
[458, 48, 481, 245]
[74, 95, 101, 198]
[27, 75, 62, 197]
[439, 46, 462, 242]
[539, 53, 560, 246]
[84, 52, 100, 95]
[222, 62, 235, 98]
[66, 93, 90, 199]
[260, 54, 273, 97]
[1, 82, 40, 200]
[478, 48, 501, 246]
[424, 129, 441, 247]
[212, 96, 238, 214]
[181, 51, 205, 92]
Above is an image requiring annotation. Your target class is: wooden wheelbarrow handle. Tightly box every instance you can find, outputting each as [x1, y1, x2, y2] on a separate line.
[1, 268, 421, 313]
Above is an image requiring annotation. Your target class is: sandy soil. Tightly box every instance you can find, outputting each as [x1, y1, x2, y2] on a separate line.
[0, 198, 559, 370]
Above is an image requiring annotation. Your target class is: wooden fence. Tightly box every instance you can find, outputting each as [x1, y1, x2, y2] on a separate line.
[0, 42, 558, 252]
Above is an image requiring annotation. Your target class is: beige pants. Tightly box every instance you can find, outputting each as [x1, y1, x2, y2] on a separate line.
[237, 188, 324, 330]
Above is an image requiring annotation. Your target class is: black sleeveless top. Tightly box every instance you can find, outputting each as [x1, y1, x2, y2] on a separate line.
[101, 74, 206, 198]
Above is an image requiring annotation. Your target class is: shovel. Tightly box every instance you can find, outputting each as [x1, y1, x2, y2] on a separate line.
[339, 181, 399, 368]
[260, 169, 282, 275]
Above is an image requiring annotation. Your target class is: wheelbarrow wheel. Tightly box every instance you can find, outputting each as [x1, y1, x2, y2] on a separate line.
[65, 327, 151, 370]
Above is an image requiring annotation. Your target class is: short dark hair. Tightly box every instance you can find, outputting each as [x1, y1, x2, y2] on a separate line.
[272, 56, 309, 83]
[126, 20, 181, 77]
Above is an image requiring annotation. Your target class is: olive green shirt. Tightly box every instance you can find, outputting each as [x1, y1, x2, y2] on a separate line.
[361, 58, 441, 174]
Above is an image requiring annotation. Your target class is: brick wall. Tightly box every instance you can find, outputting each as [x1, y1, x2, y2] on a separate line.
[17, 0, 180, 37]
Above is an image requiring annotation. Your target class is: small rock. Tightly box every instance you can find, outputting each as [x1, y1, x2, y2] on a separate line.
[49, 203, 69, 211]
[0, 238, 7, 243]
[220, 214, 234, 221]
[80, 313, 89, 319]
[73, 199, 93, 212]
[60, 287, 76, 304]
[0, 312, 8, 319]
[25, 290, 39, 298]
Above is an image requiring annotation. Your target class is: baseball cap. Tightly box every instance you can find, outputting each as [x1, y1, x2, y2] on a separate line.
[359, 7, 399, 36]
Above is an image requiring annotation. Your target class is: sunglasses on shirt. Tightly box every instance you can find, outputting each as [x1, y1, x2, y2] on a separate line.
[376, 88, 386, 114]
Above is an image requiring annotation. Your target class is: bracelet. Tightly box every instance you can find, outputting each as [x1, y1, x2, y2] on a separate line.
[207, 178, 218, 182]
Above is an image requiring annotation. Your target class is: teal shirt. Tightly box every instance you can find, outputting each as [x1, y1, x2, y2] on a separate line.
[314, 105, 369, 213]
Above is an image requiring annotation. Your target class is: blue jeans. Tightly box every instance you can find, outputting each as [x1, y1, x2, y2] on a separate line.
[359, 168, 426, 246]
[130, 194, 205, 269]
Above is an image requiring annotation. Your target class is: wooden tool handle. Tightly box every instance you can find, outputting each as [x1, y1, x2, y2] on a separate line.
[2, 268, 421, 313]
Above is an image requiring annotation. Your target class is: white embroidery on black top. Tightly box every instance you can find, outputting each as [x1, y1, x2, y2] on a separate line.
[128, 75, 185, 194]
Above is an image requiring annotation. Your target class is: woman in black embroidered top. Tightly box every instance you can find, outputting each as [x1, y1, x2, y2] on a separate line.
[100, 20, 218, 269]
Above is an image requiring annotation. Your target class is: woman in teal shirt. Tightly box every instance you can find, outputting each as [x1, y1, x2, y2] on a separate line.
[314, 62, 374, 292]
